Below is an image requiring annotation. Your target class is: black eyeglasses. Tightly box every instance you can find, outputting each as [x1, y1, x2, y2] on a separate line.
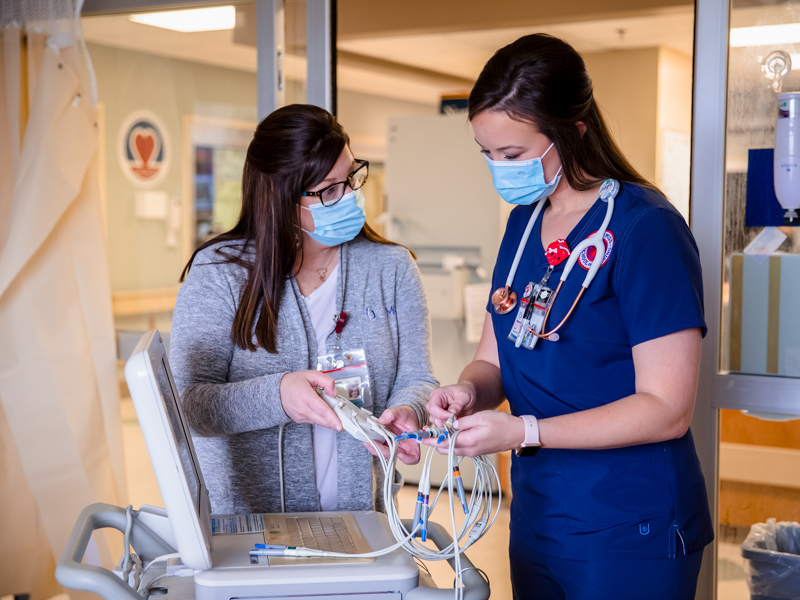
[302, 159, 369, 207]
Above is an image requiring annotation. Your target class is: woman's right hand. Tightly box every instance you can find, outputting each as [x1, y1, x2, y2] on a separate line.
[427, 382, 478, 426]
[279, 371, 343, 431]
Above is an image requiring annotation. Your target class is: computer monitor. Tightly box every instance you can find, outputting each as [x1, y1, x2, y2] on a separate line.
[125, 330, 213, 570]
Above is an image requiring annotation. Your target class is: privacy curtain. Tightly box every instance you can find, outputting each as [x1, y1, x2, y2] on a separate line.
[0, 1, 126, 597]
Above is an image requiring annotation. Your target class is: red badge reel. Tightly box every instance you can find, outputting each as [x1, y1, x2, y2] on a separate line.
[545, 239, 570, 266]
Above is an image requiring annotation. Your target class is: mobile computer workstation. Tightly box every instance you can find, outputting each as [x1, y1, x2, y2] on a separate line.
[57, 331, 490, 599]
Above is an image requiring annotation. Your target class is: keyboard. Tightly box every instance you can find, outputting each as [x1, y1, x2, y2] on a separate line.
[285, 515, 358, 553]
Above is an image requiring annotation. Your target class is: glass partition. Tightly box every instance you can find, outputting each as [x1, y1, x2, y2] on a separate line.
[717, 1, 800, 597]
[83, 3, 260, 335]
[721, 1, 800, 379]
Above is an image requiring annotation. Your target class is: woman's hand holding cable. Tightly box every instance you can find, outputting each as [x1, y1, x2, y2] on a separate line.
[279, 371, 342, 431]
[427, 382, 478, 426]
[423, 410, 525, 457]
[363, 405, 421, 464]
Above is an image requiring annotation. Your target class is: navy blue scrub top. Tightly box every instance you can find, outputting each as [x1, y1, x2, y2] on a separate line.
[489, 182, 714, 560]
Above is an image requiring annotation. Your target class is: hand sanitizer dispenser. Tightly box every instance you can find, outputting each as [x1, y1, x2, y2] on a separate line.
[774, 92, 800, 222]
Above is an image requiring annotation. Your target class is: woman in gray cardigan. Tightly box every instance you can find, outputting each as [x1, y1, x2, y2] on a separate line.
[170, 105, 437, 516]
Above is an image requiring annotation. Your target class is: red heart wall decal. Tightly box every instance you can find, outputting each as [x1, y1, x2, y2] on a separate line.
[135, 133, 155, 165]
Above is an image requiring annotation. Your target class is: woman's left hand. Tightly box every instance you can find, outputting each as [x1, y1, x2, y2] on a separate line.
[363, 405, 421, 465]
[422, 410, 525, 457]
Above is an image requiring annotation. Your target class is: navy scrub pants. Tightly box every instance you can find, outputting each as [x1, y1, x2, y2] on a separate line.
[509, 534, 704, 600]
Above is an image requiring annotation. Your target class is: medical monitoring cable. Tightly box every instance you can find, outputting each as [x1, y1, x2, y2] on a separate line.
[277, 412, 502, 600]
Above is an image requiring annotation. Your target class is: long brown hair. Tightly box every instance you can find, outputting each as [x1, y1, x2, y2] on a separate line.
[468, 33, 657, 192]
[181, 104, 404, 353]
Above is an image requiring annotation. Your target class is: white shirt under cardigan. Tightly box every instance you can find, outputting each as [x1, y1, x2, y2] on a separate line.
[302, 263, 339, 511]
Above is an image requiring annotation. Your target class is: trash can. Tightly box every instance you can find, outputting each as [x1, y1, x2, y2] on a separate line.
[742, 518, 800, 599]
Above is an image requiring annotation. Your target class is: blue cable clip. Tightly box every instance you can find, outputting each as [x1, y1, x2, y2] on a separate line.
[420, 495, 430, 542]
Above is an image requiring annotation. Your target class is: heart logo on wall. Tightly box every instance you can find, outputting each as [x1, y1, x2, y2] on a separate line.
[118, 111, 170, 187]
[135, 133, 155, 167]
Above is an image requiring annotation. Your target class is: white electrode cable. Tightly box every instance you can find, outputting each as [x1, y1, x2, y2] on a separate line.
[278, 422, 287, 513]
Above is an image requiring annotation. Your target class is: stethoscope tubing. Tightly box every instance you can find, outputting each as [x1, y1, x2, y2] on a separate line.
[504, 198, 546, 288]
[494, 180, 618, 329]
[559, 192, 615, 288]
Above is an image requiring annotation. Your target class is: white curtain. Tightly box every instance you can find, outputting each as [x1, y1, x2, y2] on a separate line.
[0, 1, 126, 597]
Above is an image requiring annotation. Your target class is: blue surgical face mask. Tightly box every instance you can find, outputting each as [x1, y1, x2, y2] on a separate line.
[301, 189, 367, 246]
[484, 143, 563, 205]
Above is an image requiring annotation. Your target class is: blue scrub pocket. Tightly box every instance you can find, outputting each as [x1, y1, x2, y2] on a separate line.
[557, 447, 675, 546]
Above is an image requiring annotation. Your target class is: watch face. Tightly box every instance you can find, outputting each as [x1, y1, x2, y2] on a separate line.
[516, 446, 541, 457]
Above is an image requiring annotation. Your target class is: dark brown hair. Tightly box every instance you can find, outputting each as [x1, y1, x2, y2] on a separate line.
[181, 104, 404, 353]
[468, 33, 656, 192]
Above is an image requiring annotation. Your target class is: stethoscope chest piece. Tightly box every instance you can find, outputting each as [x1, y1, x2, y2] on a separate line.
[599, 178, 620, 200]
[491, 285, 518, 314]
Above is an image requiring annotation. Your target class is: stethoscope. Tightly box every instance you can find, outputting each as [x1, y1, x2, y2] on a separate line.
[491, 178, 619, 340]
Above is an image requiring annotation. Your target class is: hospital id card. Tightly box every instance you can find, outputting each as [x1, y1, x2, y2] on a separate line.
[316, 348, 372, 409]
[508, 282, 536, 343]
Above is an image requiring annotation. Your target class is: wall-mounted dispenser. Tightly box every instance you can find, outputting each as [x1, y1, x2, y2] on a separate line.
[762, 51, 800, 223]
[775, 92, 800, 223]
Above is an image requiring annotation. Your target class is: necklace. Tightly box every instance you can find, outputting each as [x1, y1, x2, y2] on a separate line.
[315, 249, 339, 282]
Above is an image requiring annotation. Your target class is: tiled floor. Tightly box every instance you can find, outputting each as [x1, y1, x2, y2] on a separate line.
[123, 398, 753, 599]
[717, 542, 751, 600]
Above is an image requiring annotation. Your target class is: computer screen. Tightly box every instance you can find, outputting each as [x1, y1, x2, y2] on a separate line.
[156, 358, 201, 514]
[126, 331, 213, 570]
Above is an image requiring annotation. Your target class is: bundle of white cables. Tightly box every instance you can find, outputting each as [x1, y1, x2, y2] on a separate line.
[298, 423, 501, 600]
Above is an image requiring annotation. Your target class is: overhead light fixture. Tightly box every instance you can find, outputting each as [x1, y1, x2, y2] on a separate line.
[129, 6, 235, 33]
[731, 23, 800, 47]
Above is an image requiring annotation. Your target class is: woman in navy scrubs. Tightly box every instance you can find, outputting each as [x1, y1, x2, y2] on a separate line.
[426, 34, 713, 600]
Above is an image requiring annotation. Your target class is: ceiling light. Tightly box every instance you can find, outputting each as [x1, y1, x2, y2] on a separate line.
[129, 6, 235, 33]
[731, 23, 800, 47]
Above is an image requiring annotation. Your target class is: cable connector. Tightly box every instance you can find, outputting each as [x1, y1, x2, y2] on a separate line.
[468, 519, 487, 543]
[166, 558, 195, 577]
[420, 494, 430, 542]
[445, 412, 457, 429]
[411, 492, 423, 539]
[453, 466, 468, 514]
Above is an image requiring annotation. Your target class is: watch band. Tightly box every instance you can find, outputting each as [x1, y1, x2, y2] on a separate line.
[516, 415, 541, 457]
[520, 414, 540, 446]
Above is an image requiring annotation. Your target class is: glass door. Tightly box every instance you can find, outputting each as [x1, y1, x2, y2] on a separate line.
[694, 0, 800, 597]
[81, 0, 329, 509]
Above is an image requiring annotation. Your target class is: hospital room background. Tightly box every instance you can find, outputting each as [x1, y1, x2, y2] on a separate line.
[2, 0, 800, 598]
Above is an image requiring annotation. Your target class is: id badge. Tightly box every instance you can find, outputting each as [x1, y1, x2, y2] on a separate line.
[316, 348, 373, 409]
[508, 282, 536, 343]
[520, 284, 555, 350]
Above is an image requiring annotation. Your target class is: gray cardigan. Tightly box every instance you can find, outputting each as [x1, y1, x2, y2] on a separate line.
[169, 235, 437, 515]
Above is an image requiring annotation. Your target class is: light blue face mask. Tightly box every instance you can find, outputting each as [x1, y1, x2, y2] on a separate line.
[484, 143, 563, 205]
[302, 189, 367, 246]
